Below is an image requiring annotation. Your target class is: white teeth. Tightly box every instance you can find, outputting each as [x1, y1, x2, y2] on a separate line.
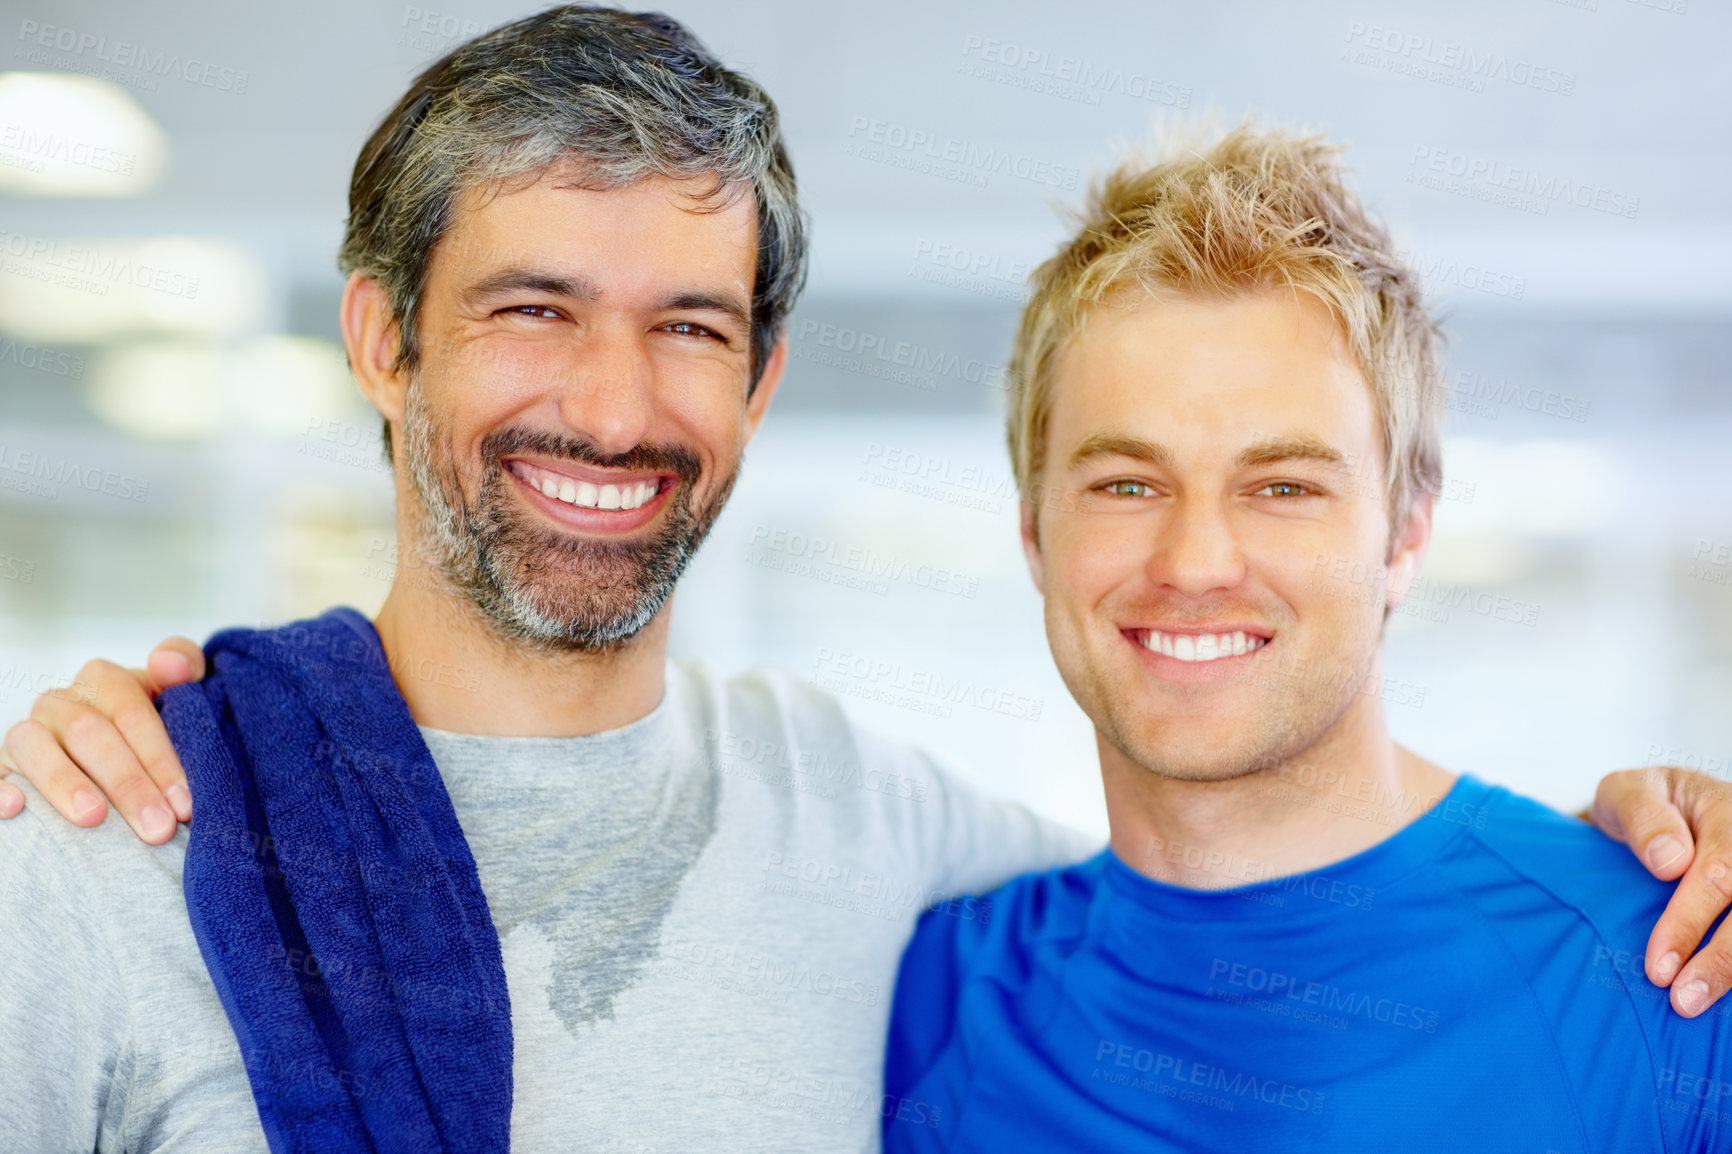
[525, 466, 660, 512]
[1141, 630, 1267, 662]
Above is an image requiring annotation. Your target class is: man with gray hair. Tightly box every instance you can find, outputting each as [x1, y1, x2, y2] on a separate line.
[0, 8, 1089, 1152]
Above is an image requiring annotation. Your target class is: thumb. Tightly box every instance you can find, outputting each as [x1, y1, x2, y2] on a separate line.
[1592, 767, 1695, 881]
[142, 636, 206, 696]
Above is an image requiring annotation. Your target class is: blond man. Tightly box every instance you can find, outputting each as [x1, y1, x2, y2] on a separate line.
[884, 126, 1730, 1152]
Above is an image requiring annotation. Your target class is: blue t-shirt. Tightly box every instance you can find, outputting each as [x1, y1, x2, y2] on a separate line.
[884, 774, 1731, 1153]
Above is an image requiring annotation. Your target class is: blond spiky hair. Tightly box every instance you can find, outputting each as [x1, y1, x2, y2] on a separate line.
[1007, 121, 1444, 538]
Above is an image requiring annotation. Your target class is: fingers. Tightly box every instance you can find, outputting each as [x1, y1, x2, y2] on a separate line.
[3, 719, 111, 828]
[143, 636, 204, 695]
[1594, 765, 1732, 1007]
[18, 659, 181, 844]
[1657, 852, 1732, 1016]
[0, 746, 23, 819]
[1591, 767, 1695, 881]
[109, 665, 193, 824]
[1644, 769, 1732, 1016]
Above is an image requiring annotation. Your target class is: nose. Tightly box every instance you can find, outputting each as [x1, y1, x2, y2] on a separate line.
[1149, 494, 1246, 597]
[555, 322, 655, 457]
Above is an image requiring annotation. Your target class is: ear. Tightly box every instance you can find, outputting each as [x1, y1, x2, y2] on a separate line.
[743, 335, 788, 442]
[1020, 496, 1046, 594]
[1384, 489, 1435, 612]
[342, 273, 409, 431]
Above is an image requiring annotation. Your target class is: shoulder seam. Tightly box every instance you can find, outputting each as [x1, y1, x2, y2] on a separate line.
[1463, 801, 1673, 1153]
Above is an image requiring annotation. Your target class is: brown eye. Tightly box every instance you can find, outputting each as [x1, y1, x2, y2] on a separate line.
[662, 321, 723, 341]
[1104, 480, 1152, 498]
[1257, 481, 1311, 498]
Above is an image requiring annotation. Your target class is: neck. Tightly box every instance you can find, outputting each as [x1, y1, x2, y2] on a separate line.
[370, 531, 671, 739]
[1104, 665, 1455, 890]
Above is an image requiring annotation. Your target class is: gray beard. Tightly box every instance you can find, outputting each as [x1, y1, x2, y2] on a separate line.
[400, 386, 735, 654]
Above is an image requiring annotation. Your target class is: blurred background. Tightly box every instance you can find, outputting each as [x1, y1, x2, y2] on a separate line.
[1, 0, 1727, 836]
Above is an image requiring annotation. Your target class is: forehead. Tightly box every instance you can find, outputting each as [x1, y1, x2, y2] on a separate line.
[431, 169, 758, 288]
[1048, 288, 1379, 458]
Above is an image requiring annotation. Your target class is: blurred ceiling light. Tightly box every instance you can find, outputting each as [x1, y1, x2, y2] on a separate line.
[227, 335, 358, 435]
[0, 235, 266, 341]
[0, 72, 166, 197]
[86, 339, 224, 438]
[1439, 437, 1624, 537]
[86, 335, 359, 440]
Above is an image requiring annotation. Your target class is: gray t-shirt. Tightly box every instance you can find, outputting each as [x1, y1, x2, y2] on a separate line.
[0, 662, 1096, 1153]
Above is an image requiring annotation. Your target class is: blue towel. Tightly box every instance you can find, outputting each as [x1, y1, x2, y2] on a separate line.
[160, 607, 513, 1154]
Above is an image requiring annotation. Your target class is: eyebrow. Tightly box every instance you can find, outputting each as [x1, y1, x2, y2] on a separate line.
[660, 290, 752, 331]
[1066, 432, 1346, 471]
[1235, 435, 1345, 469]
[460, 269, 751, 331]
[1068, 434, 1174, 470]
[461, 268, 600, 307]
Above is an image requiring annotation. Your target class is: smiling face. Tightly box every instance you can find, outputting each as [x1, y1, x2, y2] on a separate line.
[371, 168, 777, 651]
[1025, 288, 1431, 783]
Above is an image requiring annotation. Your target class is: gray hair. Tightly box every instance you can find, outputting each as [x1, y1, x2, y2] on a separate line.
[338, 5, 808, 456]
